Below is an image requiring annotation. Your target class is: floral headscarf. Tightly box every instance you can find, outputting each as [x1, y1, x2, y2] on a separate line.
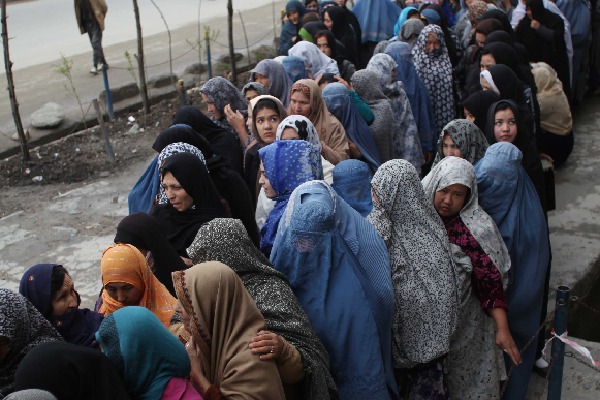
[431, 119, 489, 168]
[200, 77, 247, 118]
[275, 115, 321, 149]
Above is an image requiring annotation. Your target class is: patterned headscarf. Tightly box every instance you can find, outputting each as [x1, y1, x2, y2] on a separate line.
[288, 41, 340, 77]
[431, 119, 489, 168]
[367, 159, 458, 368]
[367, 53, 423, 169]
[186, 218, 338, 400]
[275, 115, 321, 149]
[99, 244, 177, 327]
[258, 140, 323, 256]
[0, 289, 62, 397]
[157, 142, 206, 204]
[468, 0, 489, 26]
[412, 25, 455, 135]
[172, 262, 286, 399]
[422, 156, 510, 286]
[399, 18, 425, 48]
[242, 82, 269, 98]
[95, 307, 190, 400]
[200, 77, 247, 118]
[251, 59, 293, 107]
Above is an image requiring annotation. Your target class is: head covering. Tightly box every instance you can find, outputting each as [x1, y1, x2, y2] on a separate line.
[199, 76, 247, 119]
[99, 244, 177, 327]
[152, 124, 212, 156]
[393, 6, 420, 37]
[271, 181, 398, 399]
[367, 53, 423, 169]
[258, 140, 323, 256]
[172, 106, 243, 174]
[156, 141, 206, 203]
[127, 157, 160, 214]
[352, 0, 401, 43]
[475, 18, 504, 36]
[468, 0, 489, 26]
[281, 55, 309, 82]
[474, 142, 549, 400]
[242, 81, 269, 98]
[13, 342, 130, 400]
[322, 83, 381, 173]
[421, 8, 442, 25]
[172, 262, 285, 400]
[367, 160, 458, 368]
[331, 159, 373, 216]
[484, 99, 529, 149]
[385, 41, 436, 152]
[373, 39, 390, 54]
[96, 307, 190, 400]
[150, 152, 227, 256]
[286, 0, 306, 15]
[422, 157, 510, 281]
[532, 62, 572, 135]
[250, 95, 289, 143]
[461, 89, 500, 132]
[251, 59, 293, 107]
[432, 119, 489, 167]
[350, 69, 394, 162]
[0, 289, 62, 398]
[18, 264, 103, 348]
[481, 64, 521, 100]
[288, 41, 340, 77]
[275, 114, 321, 147]
[299, 21, 328, 42]
[4, 390, 57, 400]
[412, 25, 455, 134]
[324, 5, 347, 38]
[399, 18, 425, 48]
[186, 218, 338, 400]
[114, 213, 186, 296]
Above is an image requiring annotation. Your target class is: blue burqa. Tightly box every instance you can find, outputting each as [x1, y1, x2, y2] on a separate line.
[258, 140, 323, 257]
[332, 159, 373, 217]
[127, 156, 159, 214]
[270, 181, 399, 400]
[322, 83, 381, 174]
[353, 0, 401, 43]
[475, 142, 549, 400]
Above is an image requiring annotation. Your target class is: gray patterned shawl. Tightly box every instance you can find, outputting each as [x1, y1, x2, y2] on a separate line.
[431, 119, 490, 168]
[186, 218, 337, 400]
[367, 160, 458, 368]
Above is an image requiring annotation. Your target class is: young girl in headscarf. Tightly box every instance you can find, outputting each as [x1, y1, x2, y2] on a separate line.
[431, 119, 489, 168]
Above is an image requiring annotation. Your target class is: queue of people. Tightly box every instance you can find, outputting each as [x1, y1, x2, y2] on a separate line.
[2, 0, 594, 398]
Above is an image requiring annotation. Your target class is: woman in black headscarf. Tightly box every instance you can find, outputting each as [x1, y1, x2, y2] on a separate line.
[515, 0, 571, 100]
[153, 126, 260, 248]
[172, 106, 243, 175]
[314, 30, 356, 81]
[150, 152, 228, 257]
[322, 5, 359, 66]
[13, 342, 130, 400]
[461, 89, 500, 132]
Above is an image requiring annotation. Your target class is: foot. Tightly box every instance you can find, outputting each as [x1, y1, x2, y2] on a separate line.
[98, 63, 109, 71]
[90, 66, 98, 75]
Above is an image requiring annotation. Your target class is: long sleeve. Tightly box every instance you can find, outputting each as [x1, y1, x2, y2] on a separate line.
[319, 117, 350, 165]
[276, 339, 305, 384]
[348, 90, 375, 125]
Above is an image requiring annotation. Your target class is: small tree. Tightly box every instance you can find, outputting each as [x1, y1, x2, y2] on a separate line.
[132, 0, 150, 114]
[1, 0, 30, 161]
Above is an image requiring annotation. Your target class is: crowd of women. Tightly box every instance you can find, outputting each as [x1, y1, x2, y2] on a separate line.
[1, 0, 596, 399]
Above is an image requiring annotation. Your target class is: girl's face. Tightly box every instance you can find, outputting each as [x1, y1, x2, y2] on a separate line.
[434, 184, 469, 218]
[104, 282, 143, 306]
[244, 89, 259, 103]
[494, 108, 518, 143]
[280, 127, 301, 140]
[316, 36, 332, 57]
[480, 54, 496, 71]
[162, 171, 194, 212]
[255, 108, 281, 144]
[476, 32, 487, 48]
[442, 133, 464, 158]
[324, 11, 333, 30]
[258, 161, 277, 198]
[306, 1, 318, 11]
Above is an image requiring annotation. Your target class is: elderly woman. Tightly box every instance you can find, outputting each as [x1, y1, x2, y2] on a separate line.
[258, 140, 323, 257]
[271, 181, 398, 399]
[431, 119, 489, 168]
[0, 289, 62, 398]
[98, 243, 177, 328]
[368, 159, 458, 399]
[422, 156, 520, 399]
[475, 142, 550, 400]
[186, 218, 337, 400]
[173, 261, 286, 399]
[288, 79, 349, 165]
[19, 264, 103, 348]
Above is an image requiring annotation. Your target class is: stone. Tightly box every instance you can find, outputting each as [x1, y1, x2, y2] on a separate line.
[30, 102, 65, 129]
[184, 63, 206, 75]
[218, 52, 243, 64]
[99, 83, 139, 103]
[150, 74, 178, 88]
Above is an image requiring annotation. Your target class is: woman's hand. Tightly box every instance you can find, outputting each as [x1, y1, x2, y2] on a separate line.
[496, 327, 521, 366]
[224, 104, 247, 134]
[348, 140, 362, 159]
[335, 75, 351, 90]
[186, 337, 212, 394]
[249, 330, 284, 360]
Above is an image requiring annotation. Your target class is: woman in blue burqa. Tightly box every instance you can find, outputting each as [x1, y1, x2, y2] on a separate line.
[270, 180, 399, 400]
[475, 142, 550, 400]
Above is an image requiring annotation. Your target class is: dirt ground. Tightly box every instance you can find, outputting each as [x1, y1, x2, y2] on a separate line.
[0, 99, 178, 218]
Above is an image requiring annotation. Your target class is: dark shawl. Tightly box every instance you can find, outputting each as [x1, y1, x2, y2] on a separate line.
[461, 89, 500, 132]
[150, 152, 227, 257]
[186, 218, 338, 400]
[325, 5, 359, 65]
[172, 106, 243, 174]
[315, 30, 356, 81]
[485, 100, 546, 210]
[13, 342, 130, 400]
[153, 126, 260, 247]
[114, 213, 186, 296]
[18, 264, 103, 348]
[0, 289, 62, 398]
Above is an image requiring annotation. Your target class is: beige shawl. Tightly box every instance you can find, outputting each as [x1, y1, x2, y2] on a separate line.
[172, 261, 285, 400]
[532, 62, 572, 136]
